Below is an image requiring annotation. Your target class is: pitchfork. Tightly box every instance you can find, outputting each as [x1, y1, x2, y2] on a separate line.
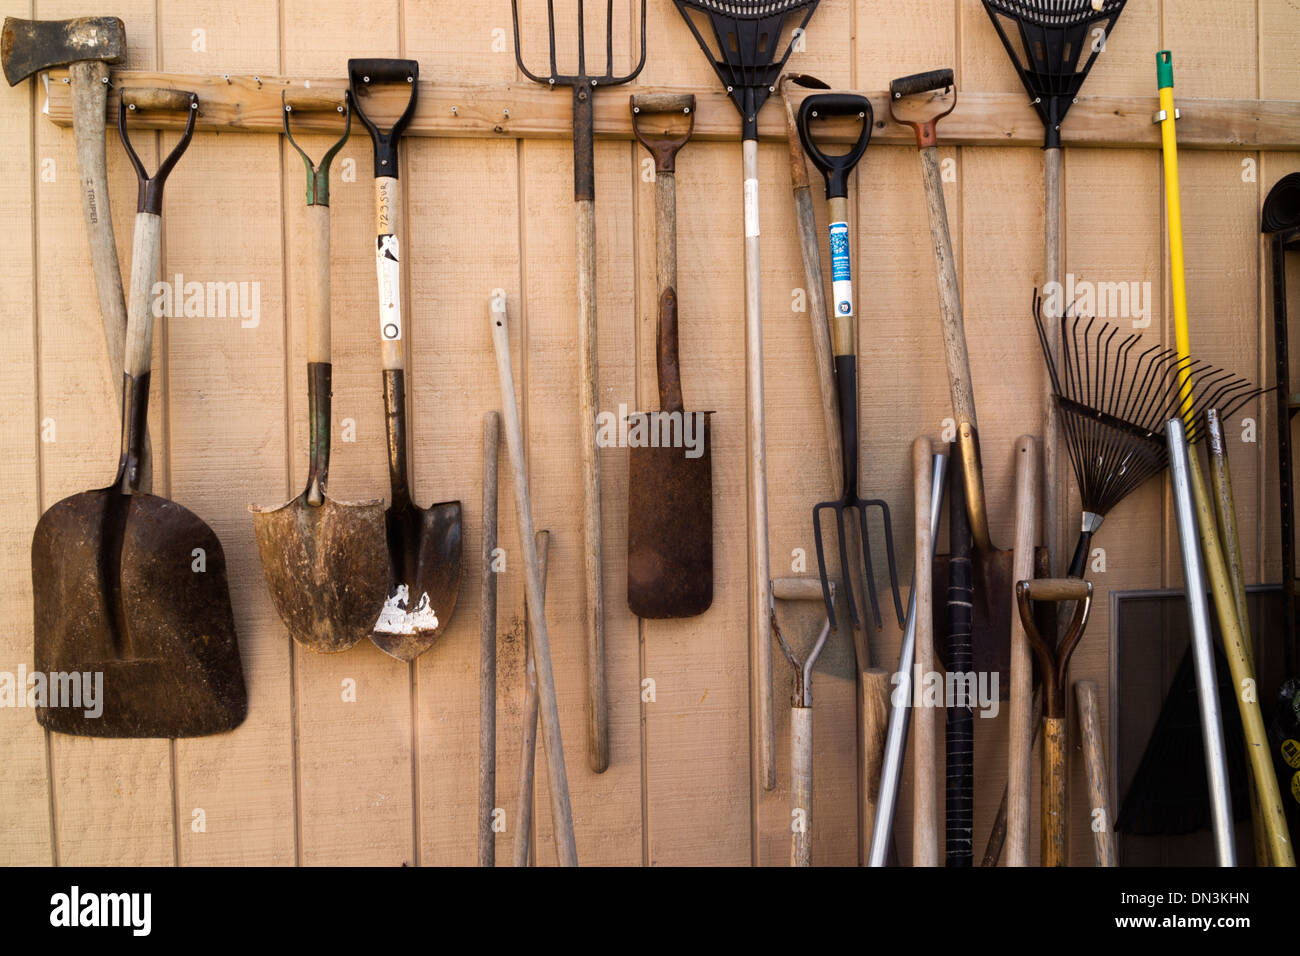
[511, 0, 646, 774]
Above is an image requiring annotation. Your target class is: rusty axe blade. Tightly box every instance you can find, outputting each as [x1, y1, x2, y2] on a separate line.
[2, 16, 125, 85]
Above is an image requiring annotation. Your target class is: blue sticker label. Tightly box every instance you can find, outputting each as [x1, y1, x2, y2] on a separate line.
[829, 222, 850, 282]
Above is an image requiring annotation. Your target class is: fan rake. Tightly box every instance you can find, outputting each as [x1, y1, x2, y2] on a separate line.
[1034, 293, 1268, 578]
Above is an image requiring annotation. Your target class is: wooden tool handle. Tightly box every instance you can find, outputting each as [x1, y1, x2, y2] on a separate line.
[284, 87, 346, 112]
[573, 193, 608, 774]
[1042, 715, 1068, 867]
[120, 86, 195, 112]
[860, 666, 891, 849]
[826, 194, 855, 358]
[918, 146, 977, 429]
[124, 212, 161, 378]
[1074, 680, 1117, 867]
[1022, 578, 1090, 602]
[1007, 435, 1039, 867]
[512, 529, 549, 868]
[375, 176, 404, 371]
[479, 411, 501, 868]
[770, 577, 825, 602]
[791, 704, 814, 867]
[912, 438, 939, 866]
[491, 295, 578, 866]
[305, 203, 331, 364]
[1042, 147, 1062, 579]
[743, 137, 775, 791]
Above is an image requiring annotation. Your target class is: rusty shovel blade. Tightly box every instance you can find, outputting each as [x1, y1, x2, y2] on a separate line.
[371, 497, 464, 660]
[627, 286, 713, 619]
[32, 487, 246, 737]
[252, 494, 390, 654]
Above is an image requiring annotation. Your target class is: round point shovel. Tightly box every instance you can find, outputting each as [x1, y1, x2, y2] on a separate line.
[252, 89, 390, 654]
[348, 59, 464, 661]
[32, 89, 246, 737]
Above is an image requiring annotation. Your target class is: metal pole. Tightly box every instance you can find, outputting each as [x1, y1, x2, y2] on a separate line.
[1166, 418, 1237, 867]
[867, 452, 947, 867]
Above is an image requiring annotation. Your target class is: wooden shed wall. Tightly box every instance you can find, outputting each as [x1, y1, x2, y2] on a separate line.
[1, 0, 1296, 867]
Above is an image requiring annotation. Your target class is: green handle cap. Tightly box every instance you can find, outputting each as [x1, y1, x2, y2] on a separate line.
[1157, 50, 1174, 89]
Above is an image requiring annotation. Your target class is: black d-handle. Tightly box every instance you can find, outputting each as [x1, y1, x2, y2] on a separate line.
[348, 58, 419, 178]
[796, 93, 872, 199]
[118, 89, 198, 215]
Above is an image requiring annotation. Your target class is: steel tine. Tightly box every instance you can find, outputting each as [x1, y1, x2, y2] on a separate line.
[605, 0, 614, 76]
[576, 0, 586, 77]
[853, 502, 885, 632]
[812, 502, 840, 631]
[832, 505, 861, 631]
[861, 497, 906, 627]
[547, 0, 558, 78]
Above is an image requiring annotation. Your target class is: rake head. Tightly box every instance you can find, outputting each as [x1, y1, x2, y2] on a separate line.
[813, 495, 904, 635]
[1034, 292, 1268, 521]
[673, 0, 820, 139]
[981, 0, 1127, 147]
[511, 0, 647, 87]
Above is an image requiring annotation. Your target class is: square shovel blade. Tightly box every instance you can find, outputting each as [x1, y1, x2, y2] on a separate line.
[627, 413, 713, 619]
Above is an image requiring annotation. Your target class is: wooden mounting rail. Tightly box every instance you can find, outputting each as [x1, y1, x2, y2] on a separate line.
[42, 70, 1300, 150]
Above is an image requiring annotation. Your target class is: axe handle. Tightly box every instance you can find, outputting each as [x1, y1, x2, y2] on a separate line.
[512, 530, 549, 867]
[69, 60, 151, 489]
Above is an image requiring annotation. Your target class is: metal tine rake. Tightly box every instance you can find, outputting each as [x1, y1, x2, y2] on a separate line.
[510, 0, 646, 774]
[1033, 291, 1269, 577]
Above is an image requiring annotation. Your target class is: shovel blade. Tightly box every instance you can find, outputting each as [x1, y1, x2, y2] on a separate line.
[252, 494, 390, 653]
[932, 547, 1014, 701]
[31, 489, 246, 737]
[627, 418, 713, 619]
[370, 499, 463, 661]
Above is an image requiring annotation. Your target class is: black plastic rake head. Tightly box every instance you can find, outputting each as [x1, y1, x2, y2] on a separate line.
[1033, 291, 1269, 523]
[981, 0, 1127, 148]
[673, 0, 820, 140]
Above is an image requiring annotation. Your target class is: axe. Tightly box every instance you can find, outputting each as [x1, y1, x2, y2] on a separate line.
[3, 16, 150, 489]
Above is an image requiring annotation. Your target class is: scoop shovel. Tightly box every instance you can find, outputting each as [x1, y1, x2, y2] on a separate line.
[31, 89, 246, 737]
[349, 59, 463, 660]
[251, 89, 390, 654]
[626, 93, 712, 619]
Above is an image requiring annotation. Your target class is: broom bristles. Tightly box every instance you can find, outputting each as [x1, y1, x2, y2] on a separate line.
[1034, 292, 1269, 518]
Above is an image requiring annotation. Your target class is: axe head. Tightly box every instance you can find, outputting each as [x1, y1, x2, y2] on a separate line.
[2, 16, 126, 86]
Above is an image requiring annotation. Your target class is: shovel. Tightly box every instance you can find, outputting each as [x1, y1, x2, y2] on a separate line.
[627, 92, 712, 619]
[32, 88, 246, 737]
[349, 59, 464, 661]
[251, 89, 390, 653]
[889, 70, 1015, 695]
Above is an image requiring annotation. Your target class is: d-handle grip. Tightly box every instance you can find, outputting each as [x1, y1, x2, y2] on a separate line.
[118, 88, 198, 215]
[796, 93, 872, 199]
[348, 58, 419, 178]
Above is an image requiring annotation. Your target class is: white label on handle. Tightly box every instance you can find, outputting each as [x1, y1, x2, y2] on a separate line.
[829, 221, 853, 318]
[744, 178, 760, 238]
[377, 234, 401, 341]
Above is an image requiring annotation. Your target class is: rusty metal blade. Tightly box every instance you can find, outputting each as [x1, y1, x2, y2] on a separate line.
[627, 415, 712, 618]
[370, 499, 464, 660]
[32, 488, 246, 737]
[252, 493, 390, 653]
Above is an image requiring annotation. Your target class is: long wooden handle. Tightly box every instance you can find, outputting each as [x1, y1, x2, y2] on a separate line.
[1007, 435, 1039, 867]
[491, 296, 578, 866]
[1074, 680, 1117, 867]
[70, 61, 146, 488]
[918, 146, 976, 428]
[860, 666, 891, 850]
[375, 176, 404, 371]
[1041, 715, 1068, 867]
[574, 196, 608, 775]
[305, 203, 331, 364]
[512, 530, 549, 867]
[479, 411, 500, 868]
[791, 704, 814, 867]
[124, 212, 162, 378]
[1042, 147, 1062, 579]
[912, 439, 939, 867]
[743, 138, 776, 792]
